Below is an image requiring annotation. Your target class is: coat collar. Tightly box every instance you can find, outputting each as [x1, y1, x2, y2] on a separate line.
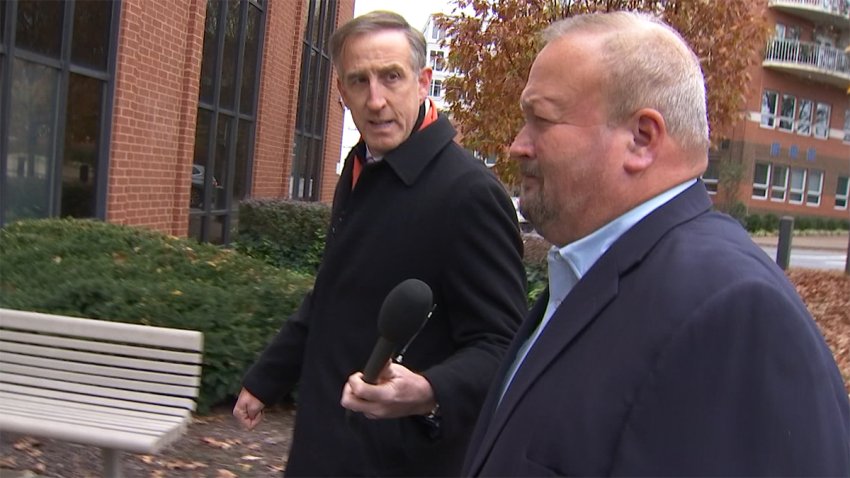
[350, 114, 457, 187]
[464, 181, 713, 474]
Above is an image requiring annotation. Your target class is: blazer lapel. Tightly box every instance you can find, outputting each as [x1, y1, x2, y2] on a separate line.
[465, 182, 714, 475]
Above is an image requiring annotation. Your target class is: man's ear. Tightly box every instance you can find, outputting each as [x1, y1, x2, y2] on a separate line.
[418, 67, 433, 101]
[624, 108, 665, 174]
[337, 76, 349, 106]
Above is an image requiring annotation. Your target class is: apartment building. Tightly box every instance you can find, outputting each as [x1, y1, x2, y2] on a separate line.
[0, 0, 354, 244]
[705, 0, 850, 222]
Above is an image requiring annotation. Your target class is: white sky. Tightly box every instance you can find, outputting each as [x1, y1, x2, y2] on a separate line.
[353, 0, 455, 30]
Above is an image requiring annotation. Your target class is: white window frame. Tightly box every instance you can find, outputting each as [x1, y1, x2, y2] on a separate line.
[778, 94, 796, 132]
[430, 79, 443, 98]
[806, 169, 823, 206]
[702, 160, 719, 195]
[789, 167, 806, 205]
[836, 175, 849, 210]
[753, 162, 770, 199]
[796, 99, 813, 136]
[813, 102, 831, 139]
[760, 90, 779, 129]
[429, 50, 446, 72]
[770, 164, 789, 202]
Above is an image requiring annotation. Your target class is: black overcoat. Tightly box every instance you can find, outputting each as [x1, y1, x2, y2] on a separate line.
[244, 114, 527, 476]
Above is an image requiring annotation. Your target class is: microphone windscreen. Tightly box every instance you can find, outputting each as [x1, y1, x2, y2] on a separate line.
[377, 278, 433, 345]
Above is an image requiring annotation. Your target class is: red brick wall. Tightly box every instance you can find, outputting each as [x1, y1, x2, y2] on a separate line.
[318, 0, 355, 203]
[250, 0, 306, 199]
[107, 0, 205, 235]
[106, 0, 355, 235]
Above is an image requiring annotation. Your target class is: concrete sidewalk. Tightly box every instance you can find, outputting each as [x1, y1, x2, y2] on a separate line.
[750, 232, 849, 252]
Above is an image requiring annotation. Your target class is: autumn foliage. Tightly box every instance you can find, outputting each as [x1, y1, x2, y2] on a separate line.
[436, 0, 770, 187]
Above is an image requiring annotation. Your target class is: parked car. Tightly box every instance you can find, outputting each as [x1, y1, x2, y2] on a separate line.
[190, 164, 219, 208]
[511, 196, 534, 234]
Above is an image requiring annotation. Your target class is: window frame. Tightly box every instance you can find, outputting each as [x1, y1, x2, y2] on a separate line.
[778, 94, 796, 132]
[788, 167, 806, 205]
[796, 99, 813, 136]
[806, 169, 823, 207]
[813, 102, 831, 140]
[752, 162, 770, 200]
[770, 164, 789, 202]
[760, 90, 779, 129]
[836, 175, 849, 210]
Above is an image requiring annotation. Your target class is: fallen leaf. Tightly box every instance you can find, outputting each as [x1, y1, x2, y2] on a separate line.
[241, 455, 262, 461]
[0, 456, 16, 467]
[137, 454, 157, 464]
[216, 470, 238, 478]
[201, 437, 234, 449]
[164, 459, 208, 470]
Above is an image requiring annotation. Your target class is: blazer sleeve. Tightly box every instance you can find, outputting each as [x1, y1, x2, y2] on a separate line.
[610, 278, 850, 475]
[421, 171, 528, 438]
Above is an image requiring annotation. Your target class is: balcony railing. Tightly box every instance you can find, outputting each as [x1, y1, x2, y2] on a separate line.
[768, 0, 850, 27]
[764, 38, 850, 88]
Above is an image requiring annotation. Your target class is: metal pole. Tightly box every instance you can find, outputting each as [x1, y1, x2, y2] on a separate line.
[102, 448, 123, 478]
[776, 216, 794, 270]
[844, 230, 849, 276]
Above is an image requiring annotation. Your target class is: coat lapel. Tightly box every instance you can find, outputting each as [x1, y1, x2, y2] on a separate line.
[465, 182, 714, 475]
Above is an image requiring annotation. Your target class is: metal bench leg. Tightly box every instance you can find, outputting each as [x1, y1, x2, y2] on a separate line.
[102, 448, 123, 478]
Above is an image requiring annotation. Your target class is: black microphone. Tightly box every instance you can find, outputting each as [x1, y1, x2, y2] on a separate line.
[361, 278, 434, 384]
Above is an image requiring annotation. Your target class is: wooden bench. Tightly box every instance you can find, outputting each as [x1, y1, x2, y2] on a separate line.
[0, 308, 204, 477]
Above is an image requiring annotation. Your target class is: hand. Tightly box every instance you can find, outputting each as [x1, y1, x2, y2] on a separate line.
[233, 387, 265, 430]
[340, 362, 436, 419]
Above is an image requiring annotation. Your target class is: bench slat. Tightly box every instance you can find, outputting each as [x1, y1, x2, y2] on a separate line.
[0, 390, 186, 424]
[0, 308, 203, 351]
[1, 331, 203, 365]
[0, 414, 186, 454]
[0, 403, 181, 434]
[1, 372, 197, 411]
[0, 351, 201, 387]
[1, 363, 199, 398]
[0, 383, 191, 418]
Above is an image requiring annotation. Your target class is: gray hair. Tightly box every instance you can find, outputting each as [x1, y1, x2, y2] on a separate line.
[329, 10, 427, 72]
[542, 11, 710, 153]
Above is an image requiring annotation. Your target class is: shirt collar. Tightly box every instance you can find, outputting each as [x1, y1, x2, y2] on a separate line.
[551, 179, 697, 282]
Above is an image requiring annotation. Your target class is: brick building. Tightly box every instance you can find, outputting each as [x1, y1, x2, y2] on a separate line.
[0, 0, 354, 244]
[705, 0, 850, 222]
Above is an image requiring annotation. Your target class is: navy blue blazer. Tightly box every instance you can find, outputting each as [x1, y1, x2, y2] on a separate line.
[464, 182, 850, 476]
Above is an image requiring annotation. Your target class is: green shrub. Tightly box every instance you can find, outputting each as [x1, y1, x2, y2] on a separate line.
[234, 199, 331, 274]
[523, 235, 550, 305]
[0, 218, 314, 412]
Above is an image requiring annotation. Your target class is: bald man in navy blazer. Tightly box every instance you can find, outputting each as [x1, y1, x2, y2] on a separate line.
[463, 11, 850, 476]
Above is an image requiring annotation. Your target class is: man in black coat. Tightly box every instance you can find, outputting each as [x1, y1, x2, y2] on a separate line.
[233, 10, 527, 476]
[463, 11, 850, 476]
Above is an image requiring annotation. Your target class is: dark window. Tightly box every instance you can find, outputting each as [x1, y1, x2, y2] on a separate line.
[15, 0, 63, 59]
[1, 0, 117, 226]
[190, 0, 265, 244]
[291, 0, 337, 201]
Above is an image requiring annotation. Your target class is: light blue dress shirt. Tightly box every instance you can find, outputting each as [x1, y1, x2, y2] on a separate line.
[497, 179, 697, 406]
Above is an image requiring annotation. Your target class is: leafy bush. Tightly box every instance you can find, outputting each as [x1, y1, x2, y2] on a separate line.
[744, 213, 850, 233]
[523, 234, 550, 305]
[234, 199, 331, 274]
[0, 218, 314, 412]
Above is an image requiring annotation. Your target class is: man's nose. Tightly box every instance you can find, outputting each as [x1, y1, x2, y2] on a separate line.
[509, 125, 532, 161]
[366, 82, 387, 110]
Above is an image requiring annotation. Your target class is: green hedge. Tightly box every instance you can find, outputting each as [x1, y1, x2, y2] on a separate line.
[234, 199, 331, 274]
[744, 213, 849, 234]
[0, 218, 314, 412]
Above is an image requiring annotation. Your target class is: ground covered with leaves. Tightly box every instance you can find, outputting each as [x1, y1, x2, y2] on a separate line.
[0, 402, 294, 478]
[1, 269, 848, 478]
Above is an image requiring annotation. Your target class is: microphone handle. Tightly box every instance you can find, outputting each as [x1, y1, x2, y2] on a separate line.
[362, 336, 396, 384]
